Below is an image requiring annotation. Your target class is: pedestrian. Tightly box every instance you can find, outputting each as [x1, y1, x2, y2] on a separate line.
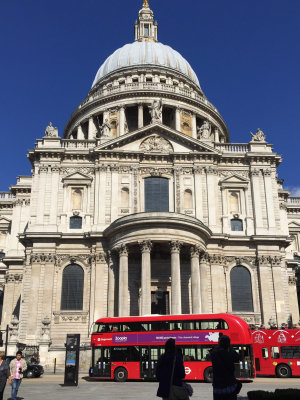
[211, 335, 240, 400]
[156, 338, 189, 400]
[0, 352, 9, 400]
[10, 351, 27, 400]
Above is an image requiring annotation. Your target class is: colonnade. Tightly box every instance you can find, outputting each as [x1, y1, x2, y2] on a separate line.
[110, 240, 206, 317]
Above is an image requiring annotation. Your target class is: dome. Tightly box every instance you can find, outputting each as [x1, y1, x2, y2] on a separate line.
[92, 41, 200, 88]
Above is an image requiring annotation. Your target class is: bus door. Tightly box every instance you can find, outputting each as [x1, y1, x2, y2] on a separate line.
[92, 347, 111, 378]
[233, 345, 253, 379]
[140, 346, 161, 380]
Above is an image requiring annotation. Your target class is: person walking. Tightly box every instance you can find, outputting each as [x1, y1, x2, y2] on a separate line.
[10, 351, 27, 400]
[211, 335, 240, 400]
[0, 352, 9, 400]
[156, 338, 188, 400]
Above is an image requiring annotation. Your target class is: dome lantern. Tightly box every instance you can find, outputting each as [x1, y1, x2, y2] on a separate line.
[134, 0, 158, 42]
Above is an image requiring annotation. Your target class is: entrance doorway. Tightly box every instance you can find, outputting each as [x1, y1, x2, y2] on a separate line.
[151, 291, 169, 314]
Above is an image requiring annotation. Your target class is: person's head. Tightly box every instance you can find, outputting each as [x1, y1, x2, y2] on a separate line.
[165, 338, 176, 353]
[0, 351, 4, 361]
[218, 335, 230, 350]
[16, 351, 22, 360]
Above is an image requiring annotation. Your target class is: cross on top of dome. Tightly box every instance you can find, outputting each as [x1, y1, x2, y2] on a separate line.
[135, 0, 158, 42]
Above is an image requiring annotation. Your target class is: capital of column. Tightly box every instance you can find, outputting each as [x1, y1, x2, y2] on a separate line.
[117, 244, 128, 257]
[139, 240, 152, 253]
[190, 245, 201, 258]
[199, 251, 208, 263]
[170, 240, 182, 254]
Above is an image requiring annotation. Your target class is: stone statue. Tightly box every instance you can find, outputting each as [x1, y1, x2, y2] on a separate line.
[197, 120, 211, 140]
[100, 118, 111, 137]
[251, 128, 266, 142]
[149, 99, 162, 123]
[45, 122, 58, 137]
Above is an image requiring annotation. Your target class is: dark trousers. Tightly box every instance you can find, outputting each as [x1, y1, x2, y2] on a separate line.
[0, 382, 5, 400]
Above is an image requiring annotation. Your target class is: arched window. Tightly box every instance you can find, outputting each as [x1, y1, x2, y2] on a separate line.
[70, 216, 82, 229]
[231, 219, 243, 231]
[121, 187, 129, 208]
[184, 189, 193, 209]
[61, 264, 84, 310]
[145, 177, 169, 212]
[229, 192, 239, 213]
[230, 266, 253, 312]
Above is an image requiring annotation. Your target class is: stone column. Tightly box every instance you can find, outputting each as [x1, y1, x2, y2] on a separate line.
[107, 251, 115, 317]
[118, 244, 129, 317]
[263, 169, 276, 233]
[138, 103, 144, 129]
[170, 241, 182, 315]
[192, 114, 197, 139]
[139, 240, 152, 315]
[214, 128, 219, 143]
[77, 124, 84, 140]
[88, 117, 98, 139]
[206, 166, 217, 230]
[190, 245, 201, 314]
[270, 256, 287, 325]
[194, 166, 203, 221]
[200, 252, 210, 313]
[257, 255, 276, 324]
[250, 169, 263, 234]
[36, 166, 48, 226]
[175, 108, 181, 132]
[49, 166, 60, 229]
[119, 106, 125, 136]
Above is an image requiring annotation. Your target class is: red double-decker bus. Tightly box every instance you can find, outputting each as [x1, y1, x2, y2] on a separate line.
[252, 328, 300, 377]
[89, 313, 254, 382]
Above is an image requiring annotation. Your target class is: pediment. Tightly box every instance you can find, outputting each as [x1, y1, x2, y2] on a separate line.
[62, 172, 93, 185]
[95, 123, 219, 154]
[288, 221, 300, 228]
[219, 174, 249, 188]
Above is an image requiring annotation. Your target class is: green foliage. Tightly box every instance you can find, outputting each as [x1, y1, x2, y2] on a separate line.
[247, 390, 275, 400]
[247, 389, 300, 400]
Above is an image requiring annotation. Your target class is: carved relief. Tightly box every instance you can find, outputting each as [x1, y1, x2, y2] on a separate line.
[31, 253, 56, 263]
[180, 111, 192, 136]
[61, 167, 94, 176]
[140, 135, 173, 153]
[139, 240, 152, 253]
[53, 311, 88, 324]
[170, 241, 182, 253]
[5, 273, 23, 283]
[117, 244, 128, 257]
[288, 276, 297, 285]
[56, 254, 91, 268]
[190, 245, 201, 258]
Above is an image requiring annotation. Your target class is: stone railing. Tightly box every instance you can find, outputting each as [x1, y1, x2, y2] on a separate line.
[62, 140, 95, 149]
[0, 193, 14, 200]
[78, 82, 219, 113]
[215, 143, 250, 153]
[287, 197, 300, 204]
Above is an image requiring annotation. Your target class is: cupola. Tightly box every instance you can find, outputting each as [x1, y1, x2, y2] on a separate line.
[134, 0, 158, 42]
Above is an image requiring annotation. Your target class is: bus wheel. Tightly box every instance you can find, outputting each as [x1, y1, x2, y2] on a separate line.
[114, 367, 128, 382]
[204, 367, 213, 383]
[276, 364, 292, 378]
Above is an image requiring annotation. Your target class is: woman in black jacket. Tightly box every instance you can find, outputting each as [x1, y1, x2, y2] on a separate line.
[156, 338, 186, 399]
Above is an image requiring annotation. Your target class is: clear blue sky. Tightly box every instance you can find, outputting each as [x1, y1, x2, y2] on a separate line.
[1, 0, 299, 193]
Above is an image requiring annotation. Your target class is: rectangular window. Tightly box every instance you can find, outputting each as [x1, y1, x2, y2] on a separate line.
[262, 348, 269, 359]
[70, 216, 82, 229]
[145, 177, 169, 212]
[281, 346, 300, 359]
[144, 24, 149, 36]
[271, 346, 280, 359]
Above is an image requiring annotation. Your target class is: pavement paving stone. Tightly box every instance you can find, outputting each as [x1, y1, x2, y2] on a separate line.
[2, 376, 300, 400]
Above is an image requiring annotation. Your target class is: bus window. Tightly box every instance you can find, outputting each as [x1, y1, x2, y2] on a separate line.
[181, 346, 196, 361]
[92, 323, 100, 333]
[271, 347, 280, 359]
[281, 346, 300, 359]
[200, 320, 228, 330]
[141, 323, 149, 331]
[169, 322, 182, 330]
[111, 346, 139, 362]
[201, 346, 214, 361]
[182, 321, 193, 330]
[262, 348, 269, 359]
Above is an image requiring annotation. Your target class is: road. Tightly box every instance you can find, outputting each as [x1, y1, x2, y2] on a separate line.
[3, 375, 300, 400]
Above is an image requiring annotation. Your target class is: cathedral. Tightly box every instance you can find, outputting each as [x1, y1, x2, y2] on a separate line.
[0, 1, 300, 368]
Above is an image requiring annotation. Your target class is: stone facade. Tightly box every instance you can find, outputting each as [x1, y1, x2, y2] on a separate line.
[0, 2, 300, 369]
